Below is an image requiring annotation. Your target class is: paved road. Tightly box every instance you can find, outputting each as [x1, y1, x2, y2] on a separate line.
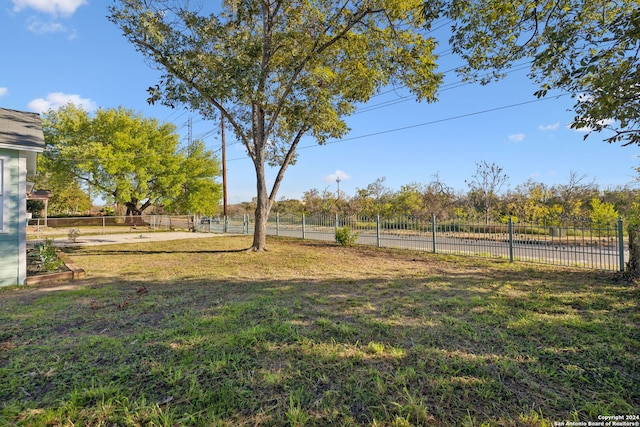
[265, 226, 625, 270]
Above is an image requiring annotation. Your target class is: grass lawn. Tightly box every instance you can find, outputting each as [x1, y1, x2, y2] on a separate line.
[1, 235, 638, 426]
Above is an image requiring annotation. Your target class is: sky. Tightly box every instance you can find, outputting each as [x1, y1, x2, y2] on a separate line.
[2, 0, 639, 204]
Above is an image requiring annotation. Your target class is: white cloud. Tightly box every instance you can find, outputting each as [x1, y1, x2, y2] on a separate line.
[508, 133, 525, 142]
[26, 18, 78, 39]
[538, 122, 560, 131]
[28, 92, 97, 113]
[26, 17, 66, 35]
[323, 170, 351, 183]
[12, 0, 87, 17]
[570, 118, 616, 133]
[0, 87, 8, 97]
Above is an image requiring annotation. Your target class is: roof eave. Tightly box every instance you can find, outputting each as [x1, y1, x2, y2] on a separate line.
[0, 142, 45, 153]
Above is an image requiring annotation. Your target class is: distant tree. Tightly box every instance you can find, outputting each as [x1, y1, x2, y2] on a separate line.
[466, 161, 509, 223]
[421, 173, 457, 219]
[549, 172, 598, 219]
[392, 183, 425, 218]
[272, 198, 305, 216]
[590, 198, 619, 228]
[51, 181, 93, 215]
[439, 0, 640, 146]
[601, 185, 640, 217]
[505, 179, 552, 222]
[109, 0, 443, 250]
[352, 177, 393, 218]
[302, 188, 337, 216]
[33, 167, 92, 216]
[41, 104, 221, 218]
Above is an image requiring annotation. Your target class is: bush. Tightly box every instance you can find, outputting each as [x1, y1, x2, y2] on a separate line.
[68, 228, 81, 242]
[36, 239, 63, 272]
[335, 226, 358, 246]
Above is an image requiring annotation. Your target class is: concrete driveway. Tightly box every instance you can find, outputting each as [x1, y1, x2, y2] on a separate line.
[28, 231, 226, 248]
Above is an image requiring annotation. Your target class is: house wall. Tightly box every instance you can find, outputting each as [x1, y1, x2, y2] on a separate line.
[0, 148, 24, 286]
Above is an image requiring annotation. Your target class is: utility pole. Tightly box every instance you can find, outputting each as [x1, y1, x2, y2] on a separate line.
[221, 109, 228, 218]
[187, 117, 193, 155]
[336, 176, 341, 200]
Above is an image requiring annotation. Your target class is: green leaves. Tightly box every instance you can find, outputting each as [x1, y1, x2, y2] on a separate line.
[41, 105, 221, 215]
[445, 0, 640, 146]
[109, 0, 443, 166]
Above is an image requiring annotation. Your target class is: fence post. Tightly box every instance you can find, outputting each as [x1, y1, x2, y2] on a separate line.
[431, 214, 437, 253]
[302, 213, 306, 239]
[102, 216, 106, 235]
[508, 216, 514, 263]
[276, 212, 280, 236]
[376, 215, 381, 247]
[335, 213, 339, 233]
[618, 217, 625, 272]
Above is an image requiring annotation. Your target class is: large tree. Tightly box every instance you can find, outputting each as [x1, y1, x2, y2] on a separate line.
[109, 0, 443, 250]
[164, 140, 223, 215]
[42, 104, 221, 217]
[438, 0, 640, 145]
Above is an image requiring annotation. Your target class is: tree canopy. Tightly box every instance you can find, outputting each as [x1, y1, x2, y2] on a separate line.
[438, 0, 640, 146]
[41, 104, 221, 216]
[33, 171, 92, 216]
[165, 140, 223, 215]
[109, 0, 443, 250]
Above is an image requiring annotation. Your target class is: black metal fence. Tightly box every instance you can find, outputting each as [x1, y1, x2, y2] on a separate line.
[196, 213, 626, 271]
[27, 213, 626, 271]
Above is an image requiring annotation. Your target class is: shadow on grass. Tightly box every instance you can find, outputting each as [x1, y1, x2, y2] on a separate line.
[1, 259, 638, 426]
[63, 247, 254, 256]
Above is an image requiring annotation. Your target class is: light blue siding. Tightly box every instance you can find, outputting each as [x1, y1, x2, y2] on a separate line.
[0, 149, 21, 286]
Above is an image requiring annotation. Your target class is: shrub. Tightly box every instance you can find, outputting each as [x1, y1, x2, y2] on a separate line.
[335, 226, 358, 246]
[36, 239, 63, 272]
[68, 228, 81, 242]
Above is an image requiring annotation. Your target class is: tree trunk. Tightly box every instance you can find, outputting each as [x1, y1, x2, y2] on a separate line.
[251, 158, 271, 251]
[125, 201, 144, 226]
[252, 195, 270, 251]
[125, 201, 142, 216]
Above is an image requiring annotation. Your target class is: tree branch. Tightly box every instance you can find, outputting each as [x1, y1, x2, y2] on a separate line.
[134, 36, 251, 150]
[268, 124, 310, 204]
[264, 4, 380, 139]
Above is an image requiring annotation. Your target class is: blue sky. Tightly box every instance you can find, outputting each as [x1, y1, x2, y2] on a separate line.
[2, 0, 639, 203]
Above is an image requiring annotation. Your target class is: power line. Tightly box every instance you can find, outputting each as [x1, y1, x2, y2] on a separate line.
[357, 60, 533, 114]
[52, 83, 560, 164]
[226, 93, 569, 162]
[193, 58, 536, 153]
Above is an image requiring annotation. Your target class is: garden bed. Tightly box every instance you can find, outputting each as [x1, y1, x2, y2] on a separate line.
[26, 247, 86, 285]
